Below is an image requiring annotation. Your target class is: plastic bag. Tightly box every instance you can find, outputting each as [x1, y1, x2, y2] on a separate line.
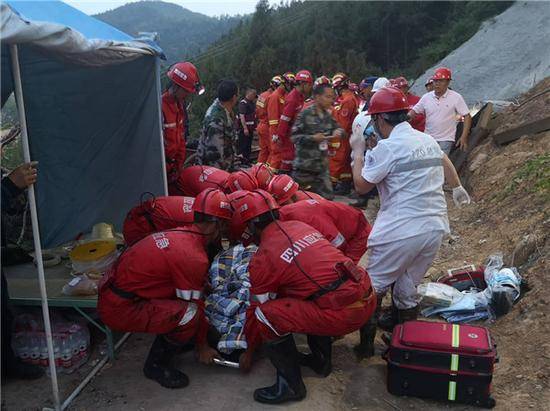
[62, 275, 98, 296]
[417, 283, 464, 307]
[483, 252, 505, 283]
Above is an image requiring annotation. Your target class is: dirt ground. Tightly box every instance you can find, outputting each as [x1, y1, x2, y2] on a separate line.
[2, 83, 549, 410]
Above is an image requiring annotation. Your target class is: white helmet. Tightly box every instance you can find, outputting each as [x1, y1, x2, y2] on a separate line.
[372, 77, 390, 93]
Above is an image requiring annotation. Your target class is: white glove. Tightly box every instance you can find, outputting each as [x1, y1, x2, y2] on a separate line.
[271, 134, 279, 143]
[452, 186, 471, 207]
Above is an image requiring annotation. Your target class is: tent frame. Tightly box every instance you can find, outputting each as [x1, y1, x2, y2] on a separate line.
[9, 44, 141, 411]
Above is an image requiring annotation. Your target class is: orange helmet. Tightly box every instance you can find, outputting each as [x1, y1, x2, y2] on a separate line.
[193, 188, 232, 220]
[433, 67, 452, 81]
[167, 62, 204, 95]
[314, 75, 332, 87]
[367, 87, 410, 115]
[248, 163, 274, 189]
[295, 70, 313, 84]
[331, 72, 349, 89]
[267, 174, 299, 205]
[231, 189, 279, 225]
[224, 170, 258, 193]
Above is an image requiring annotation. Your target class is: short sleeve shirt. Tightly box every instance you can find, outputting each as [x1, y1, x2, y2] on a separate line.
[412, 90, 469, 142]
[361, 122, 449, 246]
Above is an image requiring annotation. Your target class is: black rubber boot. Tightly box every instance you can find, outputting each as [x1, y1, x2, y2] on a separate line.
[143, 335, 189, 389]
[378, 302, 398, 332]
[253, 335, 307, 404]
[397, 305, 419, 324]
[298, 335, 332, 377]
[354, 294, 383, 360]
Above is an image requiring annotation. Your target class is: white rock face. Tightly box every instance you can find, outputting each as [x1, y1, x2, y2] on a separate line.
[410, 2, 550, 105]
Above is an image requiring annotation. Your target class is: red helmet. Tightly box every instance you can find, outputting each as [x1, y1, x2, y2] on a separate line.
[231, 189, 279, 225]
[348, 82, 359, 93]
[433, 67, 452, 81]
[193, 188, 232, 220]
[331, 73, 349, 89]
[224, 170, 258, 193]
[295, 70, 313, 84]
[267, 174, 299, 205]
[391, 76, 409, 89]
[282, 72, 296, 86]
[248, 163, 274, 189]
[367, 86, 410, 115]
[314, 75, 332, 87]
[167, 62, 204, 95]
[227, 190, 249, 242]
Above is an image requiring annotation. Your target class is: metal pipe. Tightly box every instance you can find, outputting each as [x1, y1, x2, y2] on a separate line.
[155, 57, 169, 195]
[9, 44, 61, 411]
[60, 333, 131, 410]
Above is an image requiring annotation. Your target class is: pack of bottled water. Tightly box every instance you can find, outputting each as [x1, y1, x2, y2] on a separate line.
[11, 312, 90, 374]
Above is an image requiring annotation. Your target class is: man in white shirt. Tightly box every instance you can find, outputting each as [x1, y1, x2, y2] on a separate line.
[350, 87, 470, 358]
[409, 67, 471, 155]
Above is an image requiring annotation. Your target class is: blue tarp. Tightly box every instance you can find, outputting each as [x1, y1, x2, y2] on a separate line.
[8, 0, 133, 41]
[1, 1, 167, 247]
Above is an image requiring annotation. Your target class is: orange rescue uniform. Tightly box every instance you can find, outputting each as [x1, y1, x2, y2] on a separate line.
[330, 89, 357, 183]
[256, 89, 273, 163]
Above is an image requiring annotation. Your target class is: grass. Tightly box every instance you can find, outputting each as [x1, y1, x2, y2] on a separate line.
[500, 154, 550, 200]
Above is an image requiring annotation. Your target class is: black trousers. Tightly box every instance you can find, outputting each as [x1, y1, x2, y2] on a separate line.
[237, 128, 254, 160]
[1, 272, 15, 375]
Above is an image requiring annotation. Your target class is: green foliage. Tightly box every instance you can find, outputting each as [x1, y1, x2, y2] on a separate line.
[502, 154, 550, 200]
[189, 1, 511, 131]
[95, 1, 243, 61]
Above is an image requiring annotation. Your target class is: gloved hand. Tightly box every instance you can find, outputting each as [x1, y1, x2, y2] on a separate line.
[452, 186, 471, 207]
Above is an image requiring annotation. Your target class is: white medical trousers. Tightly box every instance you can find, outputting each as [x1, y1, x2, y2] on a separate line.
[366, 230, 445, 309]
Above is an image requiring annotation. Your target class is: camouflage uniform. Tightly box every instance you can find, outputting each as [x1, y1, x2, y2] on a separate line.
[291, 103, 341, 200]
[197, 99, 236, 171]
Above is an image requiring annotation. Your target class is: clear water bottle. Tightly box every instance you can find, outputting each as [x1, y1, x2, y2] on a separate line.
[39, 335, 49, 368]
[60, 335, 73, 373]
[29, 334, 40, 366]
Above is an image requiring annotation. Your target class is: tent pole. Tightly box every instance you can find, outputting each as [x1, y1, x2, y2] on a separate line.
[155, 58, 169, 195]
[9, 44, 61, 411]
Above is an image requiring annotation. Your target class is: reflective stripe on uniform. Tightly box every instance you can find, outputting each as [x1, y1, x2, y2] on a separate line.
[269, 120, 279, 125]
[255, 306, 287, 337]
[176, 289, 203, 301]
[280, 115, 291, 122]
[393, 158, 443, 173]
[448, 381, 457, 401]
[251, 292, 277, 303]
[179, 302, 197, 326]
[163, 122, 177, 129]
[257, 101, 265, 108]
[246, 121, 255, 125]
[331, 232, 345, 248]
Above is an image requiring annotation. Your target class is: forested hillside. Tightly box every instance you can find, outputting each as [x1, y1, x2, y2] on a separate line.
[95, 1, 243, 61]
[186, 0, 511, 132]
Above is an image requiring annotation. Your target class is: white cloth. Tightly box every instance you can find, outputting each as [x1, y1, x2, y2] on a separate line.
[361, 122, 449, 246]
[412, 89, 469, 142]
[350, 110, 371, 163]
[367, 230, 445, 309]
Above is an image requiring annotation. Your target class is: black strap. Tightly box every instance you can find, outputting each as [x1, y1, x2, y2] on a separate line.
[109, 283, 139, 300]
[306, 275, 348, 301]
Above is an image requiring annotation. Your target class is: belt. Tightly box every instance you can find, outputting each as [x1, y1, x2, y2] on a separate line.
[109, 283, 139, 300]
[306, 276, 348, 301]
